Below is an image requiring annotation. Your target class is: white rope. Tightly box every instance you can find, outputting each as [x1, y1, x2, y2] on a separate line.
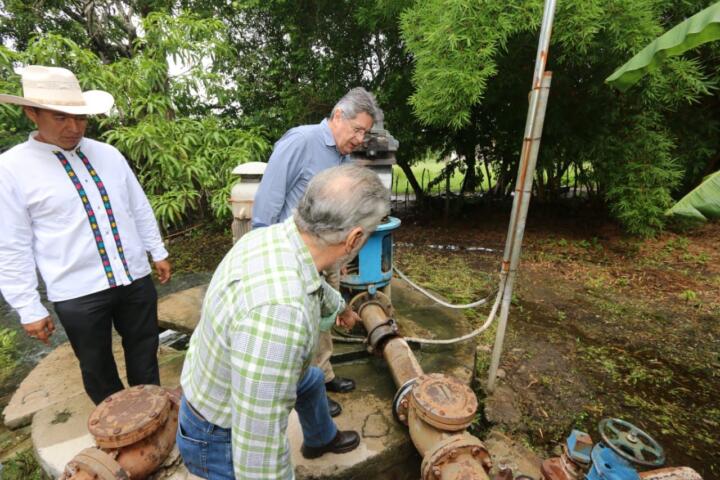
[402, 274, 505, 345]
[393, 266, 496, 309]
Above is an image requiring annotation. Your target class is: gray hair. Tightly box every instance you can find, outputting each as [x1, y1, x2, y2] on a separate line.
[294, 164, 390, 245]
[330, 87, 382, 124]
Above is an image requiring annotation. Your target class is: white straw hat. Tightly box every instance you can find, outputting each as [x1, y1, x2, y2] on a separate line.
[0, 65, 114, 115]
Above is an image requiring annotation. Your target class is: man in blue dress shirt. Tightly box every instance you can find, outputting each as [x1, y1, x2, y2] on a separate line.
[252, 87, 380, 416]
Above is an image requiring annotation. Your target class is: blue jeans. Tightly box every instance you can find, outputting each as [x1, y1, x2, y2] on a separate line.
[177, 366, 337, 478]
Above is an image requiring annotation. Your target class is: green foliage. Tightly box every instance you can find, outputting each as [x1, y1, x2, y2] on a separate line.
[0, 327, 18, 385]
[601, 112, 682, 236]
[0, 46, 32, 151]
[182, 0, 442, 200]
[606, 1, 720, 91]
[0, 13, 269, 230]
[666, 169, 720, 223]
[401, 0, 719, 235]
[401, 0, 541, 129]
[0, 449, 46, 480]
[106, 117, 269, 228]
[1, 0, 719, 235]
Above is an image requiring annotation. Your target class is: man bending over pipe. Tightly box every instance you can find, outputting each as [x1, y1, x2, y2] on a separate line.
[177, 164, 390, 478]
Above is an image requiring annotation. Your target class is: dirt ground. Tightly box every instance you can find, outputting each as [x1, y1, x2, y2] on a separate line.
[393, 203, 719, 478]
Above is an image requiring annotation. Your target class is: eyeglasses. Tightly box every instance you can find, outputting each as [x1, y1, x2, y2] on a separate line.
[347, 119, 369, 137]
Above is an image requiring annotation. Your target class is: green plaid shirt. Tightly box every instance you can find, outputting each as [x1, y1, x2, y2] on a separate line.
[180, 217, 345, 479]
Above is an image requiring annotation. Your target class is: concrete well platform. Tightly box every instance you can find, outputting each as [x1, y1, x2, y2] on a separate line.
[20, 279, 541, 479]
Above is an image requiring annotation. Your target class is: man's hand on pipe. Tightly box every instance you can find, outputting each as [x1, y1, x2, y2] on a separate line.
[336, 307, 360, 330]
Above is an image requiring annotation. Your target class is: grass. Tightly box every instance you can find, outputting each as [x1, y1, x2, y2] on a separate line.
[0, 329, 18, 386]
[392, 160, 468, 195]
[394, 248, 495, 305]
[1, 449, 46, 480]
[391, 159, 596, 196]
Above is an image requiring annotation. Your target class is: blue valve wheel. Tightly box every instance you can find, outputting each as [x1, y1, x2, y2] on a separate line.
[598, 418, 665, 467]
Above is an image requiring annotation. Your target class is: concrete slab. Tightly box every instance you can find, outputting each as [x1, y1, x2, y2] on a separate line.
[28, 280, 483, 479]
[287, 279, 477, 479]
[31, 350, 188, 479]
[3, 339, 181, 430]
[290, 392, 420, 480]
[157, 285, 207, 335]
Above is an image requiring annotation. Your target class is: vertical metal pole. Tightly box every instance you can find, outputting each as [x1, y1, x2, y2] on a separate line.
[487, 0, 556, 392]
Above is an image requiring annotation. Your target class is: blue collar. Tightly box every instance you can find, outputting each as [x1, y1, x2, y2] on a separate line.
[320, 119, 337, 148]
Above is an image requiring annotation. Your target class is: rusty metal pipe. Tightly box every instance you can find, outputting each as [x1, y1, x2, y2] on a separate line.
[67, 471, 100, 480]
[361, 303, 423, 386]
[407, 401, 450, 455]
[63, 388, 180, 480]
[359, 302, 489, 480]
[112, 397, 179, 478]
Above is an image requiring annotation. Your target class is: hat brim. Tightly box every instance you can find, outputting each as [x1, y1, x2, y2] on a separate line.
[0, 90, 114, 115]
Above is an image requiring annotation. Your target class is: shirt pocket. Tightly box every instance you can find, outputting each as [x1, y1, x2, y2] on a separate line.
[93, 168, 131, 218]
[27, 183, 84, 222]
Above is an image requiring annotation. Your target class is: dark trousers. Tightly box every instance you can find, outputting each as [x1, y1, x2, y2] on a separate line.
[54, 275, 160, 404]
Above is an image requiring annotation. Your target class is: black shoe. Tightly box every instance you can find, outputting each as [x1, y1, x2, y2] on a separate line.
[301, 430, 361, 459]
[328, 396, 342, 418]
[325, 376, 356, 393]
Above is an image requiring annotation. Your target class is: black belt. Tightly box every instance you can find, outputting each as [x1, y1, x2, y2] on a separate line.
[186, 399, 208, 422]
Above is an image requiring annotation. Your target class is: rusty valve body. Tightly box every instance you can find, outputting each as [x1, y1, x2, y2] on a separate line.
[61, 385, 180, 480]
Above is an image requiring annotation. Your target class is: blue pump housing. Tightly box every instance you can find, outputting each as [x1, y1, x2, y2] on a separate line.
[586, 444, 640, 480]
[341, 216, 401, 294]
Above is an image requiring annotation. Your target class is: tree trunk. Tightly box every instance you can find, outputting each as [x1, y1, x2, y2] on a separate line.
[444, 171, 451, 222]
[535, 167, 546, 202]
[459, 143, 477, 195]
[483, 157, 493, 193]
[396, 156, 425, 204]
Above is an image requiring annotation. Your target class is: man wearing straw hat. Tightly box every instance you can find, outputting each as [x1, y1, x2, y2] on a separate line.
[0, 65, 171, 404]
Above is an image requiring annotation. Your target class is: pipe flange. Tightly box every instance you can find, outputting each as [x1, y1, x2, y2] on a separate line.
[392, 377, 418, 425]
[61, 447, 128, 480]
[410, 374, 478, 431]
[420, 434, 491, 480]
[88, 384, 170, 449]
[348, 290, 394, 318]
[366, 318, 399, 354]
